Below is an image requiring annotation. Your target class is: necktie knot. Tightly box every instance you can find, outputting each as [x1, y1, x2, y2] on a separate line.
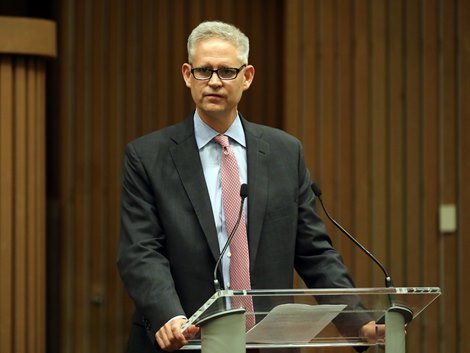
[213, 134, 230, 148]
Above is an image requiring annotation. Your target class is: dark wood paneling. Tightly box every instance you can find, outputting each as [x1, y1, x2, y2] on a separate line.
[370, 0, 387, 287]
[0, 16, 54, 353]
[49, 0, 470, 352]
[422, 0, 440, 351]
[387, 0, 406, 294]
[337, 0, 354, 268]
[284, 0, 468, 352]
[403, 1, 423, 349]
[352, 0, 373, 288]
[458, 1, 470, 352]
[0, 56, 14, 353]
[0, 56, 48, 353]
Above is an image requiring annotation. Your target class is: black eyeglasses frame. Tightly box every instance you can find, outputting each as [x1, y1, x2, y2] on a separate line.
[190, 64, 247, 81]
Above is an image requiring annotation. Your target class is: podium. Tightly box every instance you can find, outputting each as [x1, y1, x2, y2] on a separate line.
[181, 287, 440, 353]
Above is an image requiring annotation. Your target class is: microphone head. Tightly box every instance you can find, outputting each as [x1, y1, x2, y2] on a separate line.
[311, 183, 322, 197]
[240, 183, 248, 199]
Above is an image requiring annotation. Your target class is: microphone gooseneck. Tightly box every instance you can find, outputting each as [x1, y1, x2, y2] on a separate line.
[311, 183, 415, 324]
[311, 183, 393, 288]
[213, 183, 248, 292]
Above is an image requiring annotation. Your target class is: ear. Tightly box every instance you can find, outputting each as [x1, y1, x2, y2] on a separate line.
[242, 65, 255, 90]
[182, 63, 192, 88]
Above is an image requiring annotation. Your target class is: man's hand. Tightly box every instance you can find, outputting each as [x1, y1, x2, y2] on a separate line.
[359, 320, 385, 344]
[155, 317, 200, 352]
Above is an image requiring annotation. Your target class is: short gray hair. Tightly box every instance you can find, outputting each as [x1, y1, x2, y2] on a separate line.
[187, 21, 250, 64]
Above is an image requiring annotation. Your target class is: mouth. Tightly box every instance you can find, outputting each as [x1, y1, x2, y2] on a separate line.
[204, 92, 224, 99]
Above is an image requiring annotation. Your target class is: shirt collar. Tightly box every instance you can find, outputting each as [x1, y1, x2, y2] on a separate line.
[194, 111, 246, 149]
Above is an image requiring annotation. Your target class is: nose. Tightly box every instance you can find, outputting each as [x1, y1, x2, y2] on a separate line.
[208, 72, 223, 87]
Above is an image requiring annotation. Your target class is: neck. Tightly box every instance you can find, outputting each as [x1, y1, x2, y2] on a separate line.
[197, 109, 237, 134]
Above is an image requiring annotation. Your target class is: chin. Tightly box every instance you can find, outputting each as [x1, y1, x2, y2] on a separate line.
[201, 104, 226, 114]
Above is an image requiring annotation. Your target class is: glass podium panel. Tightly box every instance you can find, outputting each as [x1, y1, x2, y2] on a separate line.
[181, 287, 441, 350]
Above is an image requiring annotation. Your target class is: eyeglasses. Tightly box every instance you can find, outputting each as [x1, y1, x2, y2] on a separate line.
[190, 64, 247, 81]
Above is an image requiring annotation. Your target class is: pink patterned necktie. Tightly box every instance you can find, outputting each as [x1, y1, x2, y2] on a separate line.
[213, 134, 255, 330]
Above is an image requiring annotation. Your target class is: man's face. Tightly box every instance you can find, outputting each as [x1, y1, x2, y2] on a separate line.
[182, 38, 255, 131]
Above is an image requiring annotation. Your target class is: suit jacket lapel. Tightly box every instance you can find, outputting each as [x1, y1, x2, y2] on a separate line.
[169, 118, 221, 262]
[168, 116, 270, 270]
[243, 119, 269, 266]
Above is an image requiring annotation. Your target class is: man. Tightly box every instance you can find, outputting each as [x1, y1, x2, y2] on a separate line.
[117, 21, 380, 353]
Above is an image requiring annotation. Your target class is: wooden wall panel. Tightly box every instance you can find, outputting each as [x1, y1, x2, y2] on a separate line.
[351, 0, 373, 288]
[370, 0, 387, 288]
[0, 56, 14, 353]
[387, 0, 406, 298]
[0, 57, 48, 353]
[403, 1, 424, 350]
[458, 2, 470, 352]
[0, 16, 55, 353]
[49, 0, 469, 352]
[284, 0, 468, 352]
[337, 0, 354, 267]
[422, 0, 440, 351]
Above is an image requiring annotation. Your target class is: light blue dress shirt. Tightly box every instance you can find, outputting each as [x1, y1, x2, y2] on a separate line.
[194, 110, 248, 290]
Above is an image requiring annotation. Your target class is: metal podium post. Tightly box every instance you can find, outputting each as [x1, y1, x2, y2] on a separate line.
[385, 310, 407, 353]
[199, 309, 246, 353]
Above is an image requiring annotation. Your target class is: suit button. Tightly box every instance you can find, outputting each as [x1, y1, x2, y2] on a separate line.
[142, 317, 151, 331]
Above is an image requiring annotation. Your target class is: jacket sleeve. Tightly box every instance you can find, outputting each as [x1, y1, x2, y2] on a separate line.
[117, 143, 185, 343]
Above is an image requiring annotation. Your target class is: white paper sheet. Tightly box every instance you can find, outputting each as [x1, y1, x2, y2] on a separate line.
[246, 303, 347, 343]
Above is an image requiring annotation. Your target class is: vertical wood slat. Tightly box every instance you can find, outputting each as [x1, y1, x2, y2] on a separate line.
[0, 56, 50, 353]
[14, 58, 27, 353]
[440, 1, 459, 353]
[387, 0, 406, 291]
[106, 0, 124, 350]
[58, 1, 75, 352]
[319, 0, 336, 214]
[422, 1, 440, 352]
[156, 0, 172, 129]
[370, 0, 387, 287]
[28, 60, 47, 353]
[336, 0, 354, 267]
[141, 0, 155, 134]
[403, 0, 422, 297]
[458, 2, 470, 353]
[302, 0, 317, 171]
[124, 0, 139, 141]
[0, 56, 14, 353]
[73, 2, 89, 353]
[283, 0, 302, 139]
[26, 59, 36, 353]
[438, 1, 458, 352]
[90, 0, 106, 351]
[172, 0, 187, 123]
[352, 0, 372, 288]
[402, 3, 423, 350]
[38, 61, 47, 353]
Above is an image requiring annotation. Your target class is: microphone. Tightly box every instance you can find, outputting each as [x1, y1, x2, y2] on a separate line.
[311, 183, 393, 287]
[213, 183, 249, 292]
[311, 183, 413, 323]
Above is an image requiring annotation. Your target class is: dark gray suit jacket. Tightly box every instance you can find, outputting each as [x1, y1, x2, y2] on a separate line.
[117, 114, 365, 352]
